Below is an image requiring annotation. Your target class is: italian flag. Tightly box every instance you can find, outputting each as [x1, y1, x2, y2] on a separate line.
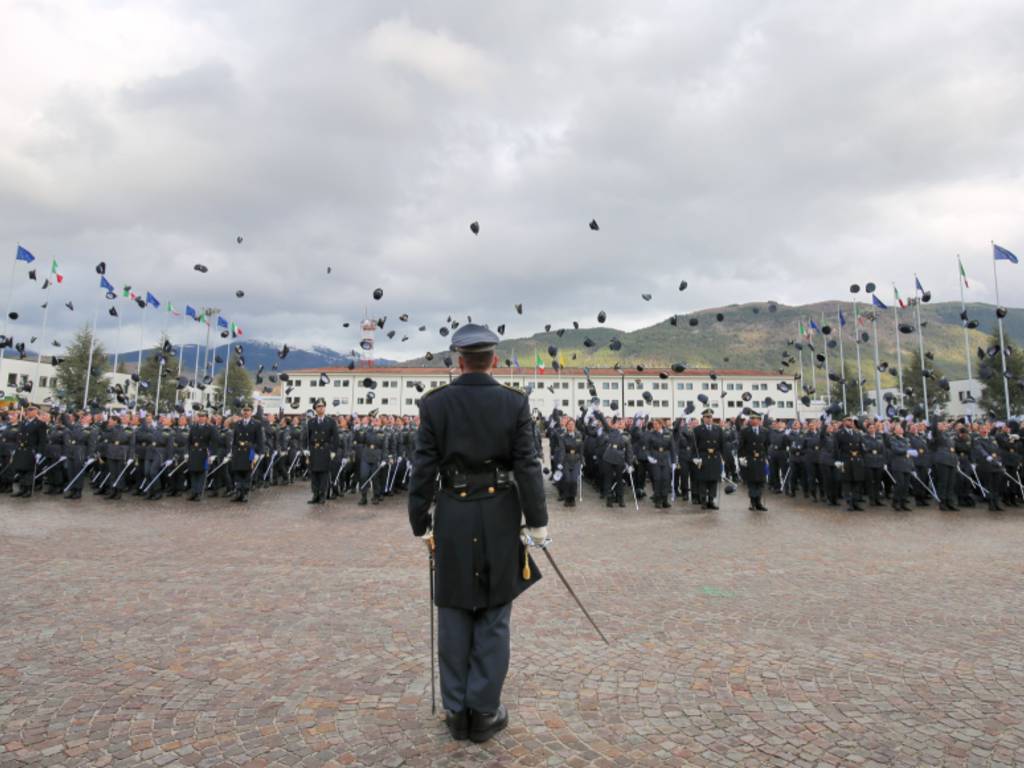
[894, 287, 906, 309]
[123, 285, 136, 300]
[534, 351, 544, 372]
[50, 258, 63, 284]
[958, 256, 969, 288]
[231, 321, 243, 337]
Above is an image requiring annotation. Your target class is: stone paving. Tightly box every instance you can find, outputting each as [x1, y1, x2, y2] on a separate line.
[1, 482, 1023, 767]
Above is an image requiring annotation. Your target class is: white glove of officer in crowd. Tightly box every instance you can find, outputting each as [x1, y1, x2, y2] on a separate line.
[303, 449, 310, 457]
[647, 456, 657, 465]
[834, 461, 843, 469]
[739, 457, 748, 468]
[692, 458, 703, 468]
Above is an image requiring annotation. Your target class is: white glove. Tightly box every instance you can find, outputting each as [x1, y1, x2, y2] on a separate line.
[557, 463, 563, 470]
[626, 465, 634, 474]
[521, 526, 551, 548]
[986, 455, 994, 462]
[907, 449, 919, 458]
[552, 470, 563, 482]
[35, 453, 42, 463]
[647, 456, 657, 465]
[971, 463, 977, 470]
[834, 461, 843, 469]
[692, 458, 703, 468]
[419, 528, 434, 551]
[163, 459, 172, 467]
[226, 453, 232, 461]
[303, 449, 310, 457]
[739, 457, 748, 468]
[330, 452, 336, 460]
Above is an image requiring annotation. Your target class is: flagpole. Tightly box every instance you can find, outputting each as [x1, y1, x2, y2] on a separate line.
[870, 313, 883, 417]
[892, 287, 905, 410]
[797, 323, 806, 408]
[852, 298, 865, 413]
[992, 244, 1011, 419]
[113, 310, 122, 374]
[83, 308, 99, 409]
[821, 312, 832, 406]
[808, 317, 818, 398]
[35, 284, 52, 390]
[957, 256, 975, 419]
[222, 339, 232, 412]
[192, 316, 202, 398]
[137, 304, 146, 411]
[175, 311, 186, 406]
[0, 247, 21, 395]
[913, 283, 929, 421]
[836, 304, 848, 413]
[154, 355, 164, 419]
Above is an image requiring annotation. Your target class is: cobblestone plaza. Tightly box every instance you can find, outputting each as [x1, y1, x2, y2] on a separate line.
[2, 487, 1022, 767]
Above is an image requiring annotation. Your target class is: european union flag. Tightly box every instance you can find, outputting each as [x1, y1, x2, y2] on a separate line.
[99, 276, 114, 292]
[872, 294, 888, 310]
[915, 275, 925, 292]
[217, 315, 229, 329]
[810, 320, 820, 333]
[186, 305, 198, 320]
[146, 291, 160, 309]
[994, 243, 1019, 264]
[839, 310, 846, 327]
[15, 245, 35, 263]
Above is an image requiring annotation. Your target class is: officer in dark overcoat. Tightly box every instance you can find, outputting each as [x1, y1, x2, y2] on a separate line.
[408, 324, 548, 744]
[692, 408, 724, 509]
[187, 409, 216, 501]
[11, 405, 46, 497]
[738, 412, 770, 511]
[229, 404, 265, 503]
[303, 399, 338, 504]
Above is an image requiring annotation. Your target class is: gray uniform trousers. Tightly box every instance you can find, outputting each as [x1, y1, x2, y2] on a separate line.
[437, 603, 512, 715]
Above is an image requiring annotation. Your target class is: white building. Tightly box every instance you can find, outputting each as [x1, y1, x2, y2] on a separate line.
[270, 366, 803, 421]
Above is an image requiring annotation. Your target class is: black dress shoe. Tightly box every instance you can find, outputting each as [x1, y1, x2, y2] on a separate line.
[706, 503, 719, 511]
[307, 497, 320, 504]
[188, 493, 200, 502]
[445, 710, 469, 741]
[469, 704, 508, 743]
[757, 501, 768, 511]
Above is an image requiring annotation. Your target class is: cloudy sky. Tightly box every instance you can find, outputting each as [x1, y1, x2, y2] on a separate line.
[2, 0, 1023, 360]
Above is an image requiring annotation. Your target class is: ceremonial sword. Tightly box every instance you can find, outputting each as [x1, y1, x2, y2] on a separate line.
[524, 533, 609, 645]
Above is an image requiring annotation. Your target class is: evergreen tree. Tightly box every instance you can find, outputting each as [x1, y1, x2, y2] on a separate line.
[55, 325, 109, 409]
[902, 350, 950, 416]
[977, 328, 1024, 418]
[221, 363, 254, 413]
[137, 336, 178, 414]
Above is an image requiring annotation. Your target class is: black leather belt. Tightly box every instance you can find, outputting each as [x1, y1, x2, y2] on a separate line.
[441, 467, 513, 497]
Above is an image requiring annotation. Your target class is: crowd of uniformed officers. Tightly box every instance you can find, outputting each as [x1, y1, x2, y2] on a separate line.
[541, 406, 1024, 514]
[0, 398, 419, 506]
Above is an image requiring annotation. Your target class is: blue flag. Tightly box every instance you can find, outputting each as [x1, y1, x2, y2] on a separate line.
[872, 294, 887, 310]
[145, 291, 160, 308]
[186, 305, 198, 320]
[99, 276, 114, 292]
[512, 352, 520, 369]
[839, 310, 846, 327]
[15, 245, 35, 263]
[994, 243, 1019, 264]
[914, 275, 925, 293]
[217, 315, 229, 329]
[810, 319, 820, 333]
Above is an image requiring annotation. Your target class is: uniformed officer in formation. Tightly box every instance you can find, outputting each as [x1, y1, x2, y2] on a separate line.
[737, 412, 769, 511]
[408, 323, 548, 744]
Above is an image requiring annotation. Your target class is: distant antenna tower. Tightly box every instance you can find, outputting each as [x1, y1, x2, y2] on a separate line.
[360, 308, 376, 368]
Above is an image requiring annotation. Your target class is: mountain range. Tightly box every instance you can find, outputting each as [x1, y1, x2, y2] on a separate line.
[403, 300, 1023, 383]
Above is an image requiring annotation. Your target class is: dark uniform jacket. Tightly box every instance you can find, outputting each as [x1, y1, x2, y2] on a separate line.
[304, 416, 338, 472]
[600, 429, 633, 466]
[13, 417, 46, 471]
[187, 423, 217, 473]
[836, 428, 865, 481]
[553, 432, 583, 473]
[408, 372, 547, 611]
[643, 430, 676, 467]
[229, 419, 265, 472]
[693, 423, 725, 481]
[737, 426, 769, 483]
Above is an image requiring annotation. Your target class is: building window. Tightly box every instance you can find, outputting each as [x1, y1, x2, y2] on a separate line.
[601, 400, 610, 407]
[711, 383, 718, 390]
[602, 382, 610, 390]
[382, 398, 389, 405]
[611, 382, 619, 390]
[628, 382, 635, 390]
[334, 380, 340, 387]
[561, 399, 569, 406]
[6, 373, 15, 386]
[702, 383, 709, 390]
[357, 397, 365, 405]
[405, 398, 413, 405]
[577, 382, 585, 389]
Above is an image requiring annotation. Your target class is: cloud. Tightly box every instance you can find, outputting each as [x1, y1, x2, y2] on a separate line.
[2, 0, 1024, 364]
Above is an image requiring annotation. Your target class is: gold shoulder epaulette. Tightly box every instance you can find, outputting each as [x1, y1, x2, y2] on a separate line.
[501, 382, 526, 397]
[422, 383, 449, 399]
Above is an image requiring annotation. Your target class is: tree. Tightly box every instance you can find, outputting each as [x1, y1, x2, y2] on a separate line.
[902, 350, 950, 416]
[55, 324, 109, 409]
[138, 336, 178, 414]
[222, 363, 255, 414]
[977, 327, 1024, 418]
